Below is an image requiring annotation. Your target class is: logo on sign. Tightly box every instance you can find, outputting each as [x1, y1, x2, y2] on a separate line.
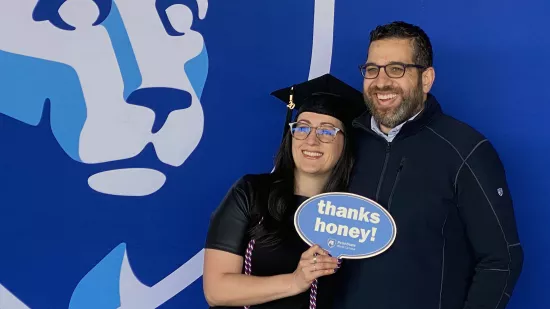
[294, 192, 397, 259]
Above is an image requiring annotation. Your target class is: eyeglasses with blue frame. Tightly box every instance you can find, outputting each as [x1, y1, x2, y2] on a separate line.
[288, 122, 343, 143]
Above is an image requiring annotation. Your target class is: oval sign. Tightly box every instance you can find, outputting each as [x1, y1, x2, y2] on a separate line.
[294, 192, 397, 259]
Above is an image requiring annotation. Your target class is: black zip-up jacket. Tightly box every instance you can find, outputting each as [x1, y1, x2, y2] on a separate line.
[333, 94, 524, 309]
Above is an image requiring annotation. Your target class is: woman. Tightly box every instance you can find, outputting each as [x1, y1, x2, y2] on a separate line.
[203, 74, 366, 309]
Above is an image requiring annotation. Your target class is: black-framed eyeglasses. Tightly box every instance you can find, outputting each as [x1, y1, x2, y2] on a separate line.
[359, 62, 426, 79]
[288, 122, 343, 143]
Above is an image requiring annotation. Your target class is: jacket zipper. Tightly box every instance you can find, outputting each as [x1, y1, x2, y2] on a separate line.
[388, 157, 407, 212]
[355, 120, 402, 205]
[375, 142, 391, 201]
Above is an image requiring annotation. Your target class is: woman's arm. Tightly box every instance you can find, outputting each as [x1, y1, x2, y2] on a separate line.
[203, 245, 338, 307]
[202, 176, 338, 306]
[203, 249, 295, 306]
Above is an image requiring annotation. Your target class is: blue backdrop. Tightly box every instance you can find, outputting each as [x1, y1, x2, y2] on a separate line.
[0, 0, 547, 308]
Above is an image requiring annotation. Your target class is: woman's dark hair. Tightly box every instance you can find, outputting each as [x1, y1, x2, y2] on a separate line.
[249, 115, 355, 248]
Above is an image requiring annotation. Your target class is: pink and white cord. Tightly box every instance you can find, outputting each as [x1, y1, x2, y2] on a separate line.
[243, 218, 318, 309]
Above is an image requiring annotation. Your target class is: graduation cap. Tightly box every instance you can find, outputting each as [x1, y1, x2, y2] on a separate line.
[270, 73, 367, 139]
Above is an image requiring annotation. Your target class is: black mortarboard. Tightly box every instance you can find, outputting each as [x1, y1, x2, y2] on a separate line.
[270, 73, 367, 139]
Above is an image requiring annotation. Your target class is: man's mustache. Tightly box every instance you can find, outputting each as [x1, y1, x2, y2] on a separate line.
[367, 86, 403, 95]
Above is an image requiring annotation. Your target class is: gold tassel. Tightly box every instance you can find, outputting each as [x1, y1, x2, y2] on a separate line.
[287, 86, 295, 109]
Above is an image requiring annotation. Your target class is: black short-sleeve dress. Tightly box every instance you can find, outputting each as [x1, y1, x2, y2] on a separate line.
[205, 174, 338, 309]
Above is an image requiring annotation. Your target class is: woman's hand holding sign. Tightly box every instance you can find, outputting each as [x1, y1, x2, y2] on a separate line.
[291, 244, 340, 293]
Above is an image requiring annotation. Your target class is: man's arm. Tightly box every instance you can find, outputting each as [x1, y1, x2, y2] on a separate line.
[455, 140, 524, 309]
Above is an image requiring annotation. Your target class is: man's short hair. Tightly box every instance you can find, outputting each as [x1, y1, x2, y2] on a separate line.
[369, 21, 433, 68]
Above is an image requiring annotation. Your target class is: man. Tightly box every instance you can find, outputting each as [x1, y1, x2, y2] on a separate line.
[335, 21, 524, 309]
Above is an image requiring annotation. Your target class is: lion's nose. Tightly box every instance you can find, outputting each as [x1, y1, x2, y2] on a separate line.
[126, 87, 192, 133]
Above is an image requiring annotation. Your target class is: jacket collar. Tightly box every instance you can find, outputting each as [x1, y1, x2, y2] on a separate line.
[353, 93, 442, 140]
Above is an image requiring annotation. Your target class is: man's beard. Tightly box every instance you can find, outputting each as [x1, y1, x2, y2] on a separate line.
[363, 79, 425, 129]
